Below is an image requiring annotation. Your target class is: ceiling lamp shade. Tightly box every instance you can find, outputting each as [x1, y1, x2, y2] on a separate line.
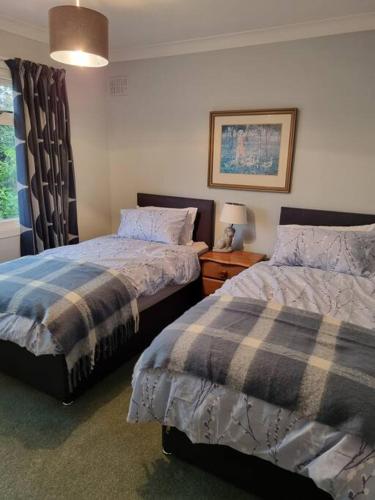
[49, 5, 109, 68]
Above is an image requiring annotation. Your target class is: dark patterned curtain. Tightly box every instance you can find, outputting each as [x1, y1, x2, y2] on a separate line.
[6, 58, 79, 256]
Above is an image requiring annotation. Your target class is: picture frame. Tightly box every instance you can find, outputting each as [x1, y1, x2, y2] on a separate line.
[208, 108, 297, 192]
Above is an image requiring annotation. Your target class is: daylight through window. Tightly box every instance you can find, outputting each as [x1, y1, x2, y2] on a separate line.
[0, 71, 17, 221]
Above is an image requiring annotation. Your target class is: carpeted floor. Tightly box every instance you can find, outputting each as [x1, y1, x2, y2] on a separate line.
[0, 358, 256, 500]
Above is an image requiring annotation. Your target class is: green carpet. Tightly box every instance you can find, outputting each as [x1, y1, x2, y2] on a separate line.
[0, 358, 256, 499]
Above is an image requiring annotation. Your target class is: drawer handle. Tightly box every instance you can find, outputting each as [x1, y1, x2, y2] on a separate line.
[219, 270, 228, 279]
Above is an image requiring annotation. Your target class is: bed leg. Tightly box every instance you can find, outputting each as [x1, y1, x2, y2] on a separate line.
[162, 426, 173, 455]
[62, 400, 74, 406]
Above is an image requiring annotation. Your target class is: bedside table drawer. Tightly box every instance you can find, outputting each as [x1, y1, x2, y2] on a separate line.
[201, 261, 245, 281]
[202, 277, 224, 296]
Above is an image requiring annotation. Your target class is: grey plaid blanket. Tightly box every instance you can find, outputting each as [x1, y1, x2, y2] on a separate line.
[136, 295, 375, 444]
[0, 255, 138, 387]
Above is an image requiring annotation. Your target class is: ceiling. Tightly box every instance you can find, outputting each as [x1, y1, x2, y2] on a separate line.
[1, 0, 375, 61]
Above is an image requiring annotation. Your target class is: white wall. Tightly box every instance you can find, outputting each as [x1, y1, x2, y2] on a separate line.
[67, 67, 110, 242]
[0, 29, 111, 261]
[108, 30, 375, 255]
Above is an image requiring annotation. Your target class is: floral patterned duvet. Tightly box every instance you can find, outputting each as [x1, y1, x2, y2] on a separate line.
[129, 262, 375, 500]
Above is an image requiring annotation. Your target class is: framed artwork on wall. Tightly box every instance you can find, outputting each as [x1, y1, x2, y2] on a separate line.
[208, 108, 297, 192]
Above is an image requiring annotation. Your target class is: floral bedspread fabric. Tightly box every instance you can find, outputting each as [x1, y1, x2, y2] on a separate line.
[42, 235, 201, 298]
[129, 262, 375, 500]
[219, 262, 375, 329]
[129, 370, 374, 500]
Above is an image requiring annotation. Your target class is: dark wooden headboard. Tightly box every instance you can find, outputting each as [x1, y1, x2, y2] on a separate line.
[137, 193, 215, 248]
[280, 206, 375, 226]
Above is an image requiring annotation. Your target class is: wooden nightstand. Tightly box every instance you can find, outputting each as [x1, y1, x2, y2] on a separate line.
[200, 250, 266, 297]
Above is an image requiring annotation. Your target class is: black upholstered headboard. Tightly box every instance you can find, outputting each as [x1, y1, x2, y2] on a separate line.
[280, 207, 375, 227]
[137, 193, 215, 249]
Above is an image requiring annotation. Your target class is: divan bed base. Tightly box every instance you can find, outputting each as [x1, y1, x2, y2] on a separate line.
[162, 426, 332, 500]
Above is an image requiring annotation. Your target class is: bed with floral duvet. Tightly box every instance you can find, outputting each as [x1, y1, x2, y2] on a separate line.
[128, 207, 375, 500]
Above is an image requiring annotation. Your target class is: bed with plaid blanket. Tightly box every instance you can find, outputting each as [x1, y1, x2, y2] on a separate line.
[0, 255, 138, 388]
[135, 294, 375, 444]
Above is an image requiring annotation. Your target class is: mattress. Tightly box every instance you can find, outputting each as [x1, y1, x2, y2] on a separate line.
[129, 262, 375, 500]
[137, 283, 187, 312]
[137, 241, 208, 312]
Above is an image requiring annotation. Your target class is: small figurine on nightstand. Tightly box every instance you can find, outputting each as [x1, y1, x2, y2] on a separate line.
[214, 202, 247, 253]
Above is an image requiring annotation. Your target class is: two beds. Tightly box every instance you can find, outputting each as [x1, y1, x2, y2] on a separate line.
[0, 193, 214, 402]
[129, 206, 375, 500]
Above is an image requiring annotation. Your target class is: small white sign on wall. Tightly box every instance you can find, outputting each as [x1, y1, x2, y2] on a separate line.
[109, 76, 128, 96]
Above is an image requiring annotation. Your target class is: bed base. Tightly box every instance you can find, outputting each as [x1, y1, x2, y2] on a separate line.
[0, 279, 201, 402]
[162, 426, 332, 500]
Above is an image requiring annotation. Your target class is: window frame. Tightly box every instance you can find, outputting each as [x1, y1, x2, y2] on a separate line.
[0, 61, 19, 239]
[0, 217, 20, 239]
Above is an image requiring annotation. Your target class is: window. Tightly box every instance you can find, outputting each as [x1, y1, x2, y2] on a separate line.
[0, 63, 18, 236]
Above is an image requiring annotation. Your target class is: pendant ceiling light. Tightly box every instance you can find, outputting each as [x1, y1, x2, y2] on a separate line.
[49, 1, 109, 68]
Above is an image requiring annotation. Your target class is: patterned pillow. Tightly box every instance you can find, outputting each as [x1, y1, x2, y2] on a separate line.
[270, 225, 375, 277]
[137, 206, 198, 245]
[284, 223, 375, 232]
[117, 208, 187, 245]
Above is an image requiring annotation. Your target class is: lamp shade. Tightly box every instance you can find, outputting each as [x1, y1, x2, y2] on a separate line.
[220, 202, 247, 225]
[49, 6, 109, 68]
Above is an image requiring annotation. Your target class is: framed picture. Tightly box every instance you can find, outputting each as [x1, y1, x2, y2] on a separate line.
[208, 108, 297, 192]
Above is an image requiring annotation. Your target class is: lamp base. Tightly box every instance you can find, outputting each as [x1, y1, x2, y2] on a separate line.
[213, 246, 233, 253]
[213, 224, 235, 253]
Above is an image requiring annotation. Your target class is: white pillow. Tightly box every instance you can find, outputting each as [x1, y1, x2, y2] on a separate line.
[284, 223, 375, 232]
[138, 206, 198, 245]
[117, 208, 187, 245]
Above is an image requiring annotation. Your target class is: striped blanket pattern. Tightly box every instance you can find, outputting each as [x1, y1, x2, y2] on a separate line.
[0, 255, 138, 384]
[136, 295, 375, 444]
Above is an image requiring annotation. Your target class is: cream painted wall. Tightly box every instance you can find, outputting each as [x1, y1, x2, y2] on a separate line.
[0, 29, 111, 261]
[108, 31, 375, 256]
[66, 67, 110, 242]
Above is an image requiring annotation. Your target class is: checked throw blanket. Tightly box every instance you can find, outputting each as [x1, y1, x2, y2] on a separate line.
[0, 255, 138, 387]
[135, 294, 375, 444]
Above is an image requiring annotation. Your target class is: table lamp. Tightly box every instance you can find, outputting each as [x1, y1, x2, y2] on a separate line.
[214, 202, 247, 252]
